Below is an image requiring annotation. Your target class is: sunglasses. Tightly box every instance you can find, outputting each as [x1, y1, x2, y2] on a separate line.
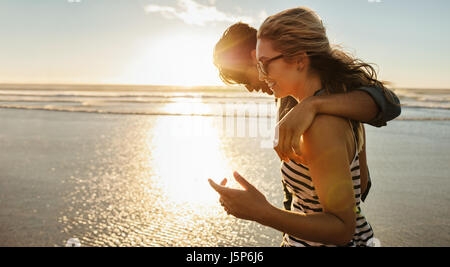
[257, 54, 284, 77]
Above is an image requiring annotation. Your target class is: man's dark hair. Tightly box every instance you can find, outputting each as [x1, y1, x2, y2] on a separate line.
[213, 22, 257, 85]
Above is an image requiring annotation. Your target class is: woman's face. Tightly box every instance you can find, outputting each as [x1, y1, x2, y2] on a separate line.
[243, 64, 274, 95]
[255, 38, 302, 98]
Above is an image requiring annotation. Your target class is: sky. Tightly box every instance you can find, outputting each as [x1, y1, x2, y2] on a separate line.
[0, 0, 449, 88]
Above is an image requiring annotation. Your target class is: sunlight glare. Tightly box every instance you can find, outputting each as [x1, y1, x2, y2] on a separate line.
[162, 96, 211, 116]
[126, 32, 222, 86]
[148, 102, 232, 210]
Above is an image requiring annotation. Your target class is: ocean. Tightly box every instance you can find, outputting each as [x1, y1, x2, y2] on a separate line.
[0, 84, 449, 119]
[0, 84, 449, 247]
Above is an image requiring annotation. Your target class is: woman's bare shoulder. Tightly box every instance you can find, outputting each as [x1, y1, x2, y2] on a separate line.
[302, 115, 353, 159]
[306, 114, 350, 137]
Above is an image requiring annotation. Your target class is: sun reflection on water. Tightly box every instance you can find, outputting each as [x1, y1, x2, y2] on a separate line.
[149, 101, 232, 210]
[162, 96, 212, 116]
[57, 100, 277, 247]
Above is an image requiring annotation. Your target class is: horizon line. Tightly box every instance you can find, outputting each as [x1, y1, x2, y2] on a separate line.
[0, 82, 449, 91]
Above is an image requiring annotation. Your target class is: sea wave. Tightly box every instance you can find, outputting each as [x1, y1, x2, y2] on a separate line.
[401, 103, 450, 110]
[0, 97, 268, 105]
[0, 89, 272, 100]
[0, 86, 449, 120]
[1, 104, 449, 121]
[1, 92, 449, 109]
[0, 104, 275, 118]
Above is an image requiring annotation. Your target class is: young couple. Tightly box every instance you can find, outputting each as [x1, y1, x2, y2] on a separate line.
[208, 7, 401, 247]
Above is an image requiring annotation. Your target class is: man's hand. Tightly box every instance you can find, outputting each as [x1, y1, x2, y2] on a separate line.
[274, 96, 317, 164]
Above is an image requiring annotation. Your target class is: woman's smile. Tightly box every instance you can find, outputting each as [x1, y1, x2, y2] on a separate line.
[264, 78, 277, 92]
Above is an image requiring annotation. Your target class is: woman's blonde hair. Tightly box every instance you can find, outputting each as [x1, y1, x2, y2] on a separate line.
[259, 7, 392, 152]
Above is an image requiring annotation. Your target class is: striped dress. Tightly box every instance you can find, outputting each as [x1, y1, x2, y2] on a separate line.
[280, 125, 374, 247]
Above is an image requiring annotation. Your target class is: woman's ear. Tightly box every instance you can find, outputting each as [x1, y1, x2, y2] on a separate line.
[297, 52, 309, 71]
[297, 60, 304, 71]
[250, 49, 257, 64]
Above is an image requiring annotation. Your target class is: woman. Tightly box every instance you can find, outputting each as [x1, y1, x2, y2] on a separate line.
[209, 7, 382, 246]
[212, 22, 401, 204]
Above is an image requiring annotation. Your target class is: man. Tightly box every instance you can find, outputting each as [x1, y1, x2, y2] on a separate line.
[213, 22, 401, 201]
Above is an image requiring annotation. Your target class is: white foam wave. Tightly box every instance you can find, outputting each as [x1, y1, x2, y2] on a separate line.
[0, 104, 274, 118]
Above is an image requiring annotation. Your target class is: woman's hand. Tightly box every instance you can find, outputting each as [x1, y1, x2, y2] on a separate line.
[208, 172, 273, 223]
[274, 96, 316, 164]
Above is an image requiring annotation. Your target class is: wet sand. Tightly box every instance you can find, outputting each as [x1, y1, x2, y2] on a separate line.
[0, 108, 449, 246]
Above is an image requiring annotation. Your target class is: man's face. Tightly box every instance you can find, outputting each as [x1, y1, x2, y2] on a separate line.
[220, 49, 273, 95]
[243, 60, 274, 95]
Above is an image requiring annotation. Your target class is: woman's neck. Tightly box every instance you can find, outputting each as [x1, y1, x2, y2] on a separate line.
[293, 71, 323, 102]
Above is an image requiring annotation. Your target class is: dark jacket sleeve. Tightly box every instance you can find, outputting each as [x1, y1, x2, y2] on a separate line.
[356, 86, 402, 127]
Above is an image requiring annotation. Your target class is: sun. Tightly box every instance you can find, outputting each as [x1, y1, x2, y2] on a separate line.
[125, 32, 222, 86]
